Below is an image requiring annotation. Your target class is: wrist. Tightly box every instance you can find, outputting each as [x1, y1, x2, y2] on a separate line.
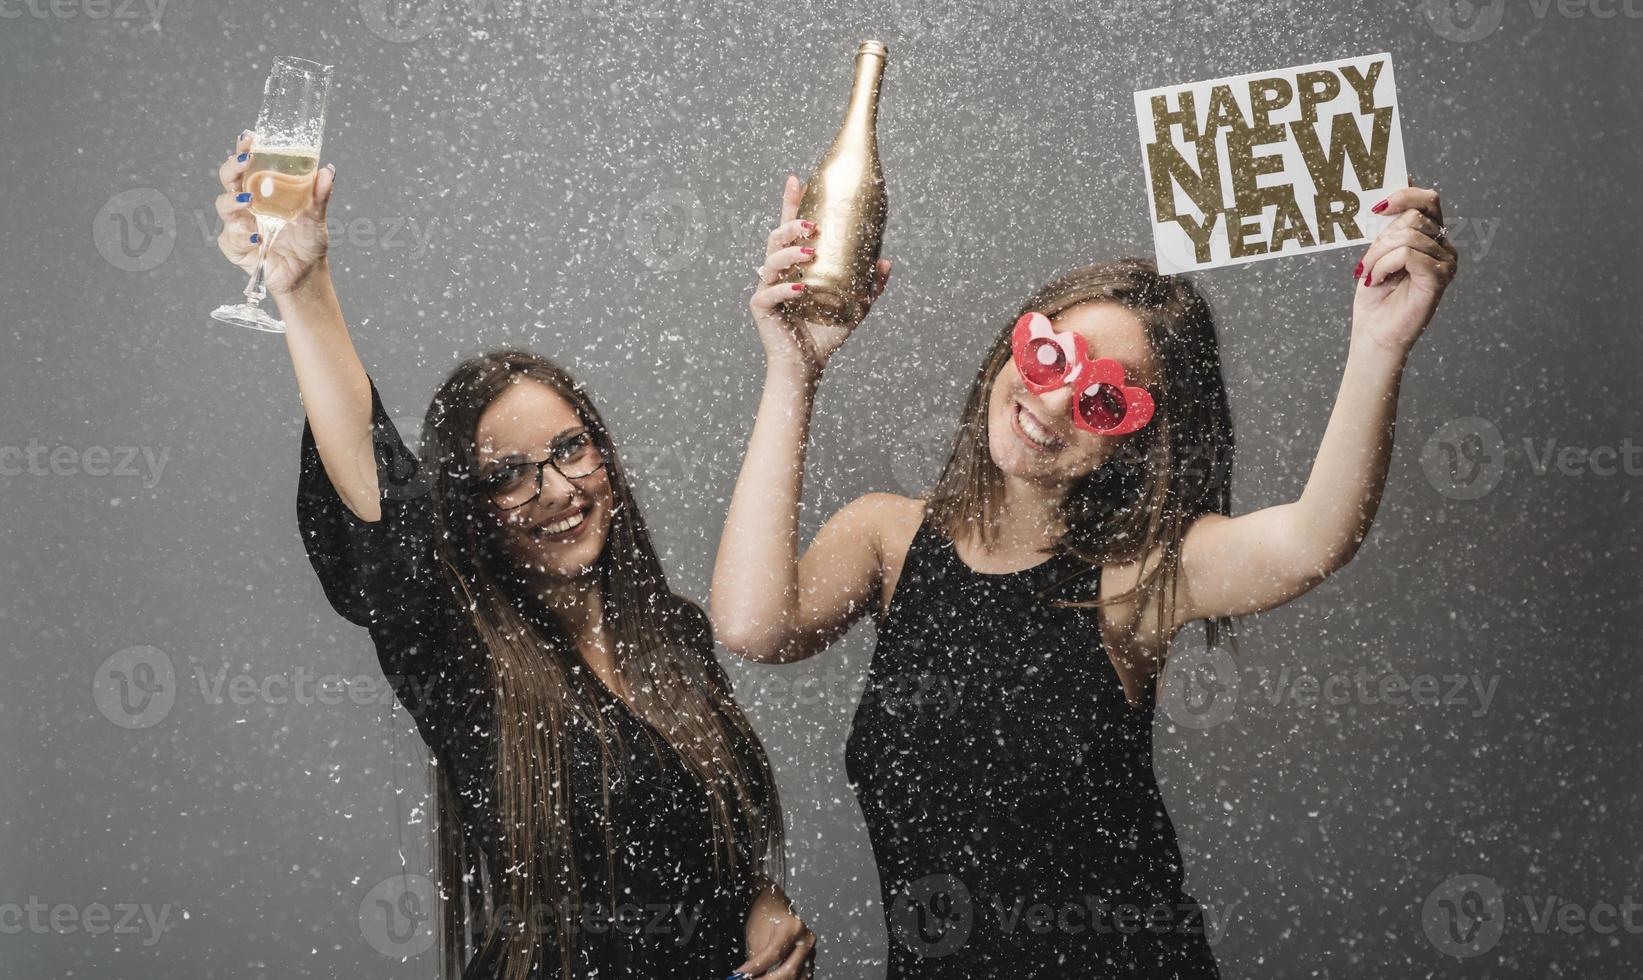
[764, 358, 821, 398]
[271, 262, 335, 315]
[1346, 327, 1412, 376]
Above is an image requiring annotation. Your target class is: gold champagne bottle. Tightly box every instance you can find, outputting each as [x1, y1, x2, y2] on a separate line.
[787, 40, 888, 326]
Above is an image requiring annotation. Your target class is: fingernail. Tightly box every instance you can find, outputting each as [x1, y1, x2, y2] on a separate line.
[239, 130, 249, 140]
[792, 283, 805, 292]
[1352, 261, 1362, 279]
[801, 220, 816, 231]
[235, 192, 251, 203]
[1363, 271, 1372, 286]
[237, 152, 248, 163]
[727, 974, 750, 980]
[249, 233, 260, 244]
[801, 247, 815, 256]
[1370, 198, 1389, 214]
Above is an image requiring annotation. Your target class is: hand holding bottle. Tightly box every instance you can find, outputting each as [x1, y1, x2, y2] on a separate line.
[748, 173, 892, 382]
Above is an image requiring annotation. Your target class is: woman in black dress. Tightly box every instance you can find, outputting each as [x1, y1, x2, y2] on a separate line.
[212, 134, 815, 980]
[711, 174, 1458, 977]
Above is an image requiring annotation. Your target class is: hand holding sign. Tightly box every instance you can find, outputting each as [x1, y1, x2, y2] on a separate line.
[1136, 53, 1408, 273]
[1352, 185, 1459, 360]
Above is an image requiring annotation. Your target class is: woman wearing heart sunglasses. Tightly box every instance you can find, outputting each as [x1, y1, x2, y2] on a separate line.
[210, 138, 816, 980]
[712, 173, 1458, 977]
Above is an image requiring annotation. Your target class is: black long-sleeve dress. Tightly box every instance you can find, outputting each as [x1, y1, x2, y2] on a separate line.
[295, 376, 767, 979]
[846, 512, 1221, 979]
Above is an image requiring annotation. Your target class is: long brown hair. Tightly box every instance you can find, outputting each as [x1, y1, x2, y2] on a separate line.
[927, 259, 1236, 685]
[409, 350, 783, 980]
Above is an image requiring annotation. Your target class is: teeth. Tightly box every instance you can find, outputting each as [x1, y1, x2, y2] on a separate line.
[1016, 404, 1058, 449]
[538, 510, 585, 535]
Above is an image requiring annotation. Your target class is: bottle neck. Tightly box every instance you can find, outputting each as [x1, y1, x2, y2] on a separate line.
[841, 54, 885, 135]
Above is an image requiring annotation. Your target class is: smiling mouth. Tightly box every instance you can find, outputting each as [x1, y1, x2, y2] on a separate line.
[530, 503, 591, 542]
[1012, 401, 1064, 452]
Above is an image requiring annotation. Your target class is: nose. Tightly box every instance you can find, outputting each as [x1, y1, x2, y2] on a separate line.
[1032, 384, 1074, 421]
[535, 465, 582, 512]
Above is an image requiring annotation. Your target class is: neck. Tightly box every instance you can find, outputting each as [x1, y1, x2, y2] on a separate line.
[535, 572, 611, 661]
[980, 473, 1067, 557]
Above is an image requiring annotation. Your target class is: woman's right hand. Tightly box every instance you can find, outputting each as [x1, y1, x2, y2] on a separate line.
[748, 173, 892, 381]
[214, 130, 336, 297]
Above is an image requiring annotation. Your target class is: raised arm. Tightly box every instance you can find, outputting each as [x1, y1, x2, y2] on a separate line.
[215, 131, 379, 522]
[1166, 186, 1459, 630]
[709, 174, 893, 663]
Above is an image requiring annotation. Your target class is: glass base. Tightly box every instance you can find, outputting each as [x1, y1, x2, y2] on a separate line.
[210, 302, 286, 333]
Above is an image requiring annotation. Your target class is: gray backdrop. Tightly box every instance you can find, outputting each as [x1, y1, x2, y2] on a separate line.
[3, 0, 1641, 976]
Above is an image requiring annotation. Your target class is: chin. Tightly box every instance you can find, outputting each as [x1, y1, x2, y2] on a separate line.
[507, 501, 612, 579]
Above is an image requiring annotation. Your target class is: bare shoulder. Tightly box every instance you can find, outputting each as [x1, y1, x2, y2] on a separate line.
[840, 492, 926, 619]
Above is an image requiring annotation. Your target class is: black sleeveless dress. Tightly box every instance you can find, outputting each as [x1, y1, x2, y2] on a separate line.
[845, 512, 1220, 979]
[296, 376, 769, 979]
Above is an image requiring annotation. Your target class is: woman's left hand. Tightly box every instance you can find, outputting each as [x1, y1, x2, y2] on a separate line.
[733, 883, 815, 979]
[1351, 184, 1459, 358]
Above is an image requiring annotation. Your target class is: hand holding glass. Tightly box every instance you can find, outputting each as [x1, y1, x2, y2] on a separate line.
[210, 56, 333, 333]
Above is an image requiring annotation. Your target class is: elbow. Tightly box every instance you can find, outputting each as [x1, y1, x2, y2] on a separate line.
[709, 606, 788, 664]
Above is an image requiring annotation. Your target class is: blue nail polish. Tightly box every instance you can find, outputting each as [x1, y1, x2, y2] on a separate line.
[250, 233, 260, 244]
[237, 152, 248, 163]
[235, 192, 251, 203]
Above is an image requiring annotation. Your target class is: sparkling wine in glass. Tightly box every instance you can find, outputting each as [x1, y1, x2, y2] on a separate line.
[210, 56, 333, 333]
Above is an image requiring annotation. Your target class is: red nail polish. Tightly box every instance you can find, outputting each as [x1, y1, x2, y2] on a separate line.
[792, 283, 805, 291]
[1370, 199, 1389, 214]
[1362, 271, 1372, 286]
[1353, 261, 1362, 279]
[801, 247, 815, 255]
[802, 220, 815, 230]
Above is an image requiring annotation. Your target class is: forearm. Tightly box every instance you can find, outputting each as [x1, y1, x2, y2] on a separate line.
[1287, 334, 1407, 570]
[710, 364, 818, 659]
[273, 266, 380, 521]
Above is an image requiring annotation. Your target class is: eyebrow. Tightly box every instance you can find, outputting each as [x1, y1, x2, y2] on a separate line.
[477, 426, 589, 472]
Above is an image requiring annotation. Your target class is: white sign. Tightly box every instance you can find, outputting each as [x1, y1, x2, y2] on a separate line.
[1135, 53, 1408, 274]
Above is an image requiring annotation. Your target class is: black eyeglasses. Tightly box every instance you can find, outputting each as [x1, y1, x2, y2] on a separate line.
[472, 430, 607, 512]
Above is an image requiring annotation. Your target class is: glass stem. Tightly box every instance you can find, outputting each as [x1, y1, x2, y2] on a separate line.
[241, 215, 284, 305]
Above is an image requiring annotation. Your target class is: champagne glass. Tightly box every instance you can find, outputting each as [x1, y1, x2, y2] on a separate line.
[210, 56, 334, 333]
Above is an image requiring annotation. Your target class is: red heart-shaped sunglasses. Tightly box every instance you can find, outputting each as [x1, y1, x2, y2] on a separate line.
[1009, 312, 1155, 436]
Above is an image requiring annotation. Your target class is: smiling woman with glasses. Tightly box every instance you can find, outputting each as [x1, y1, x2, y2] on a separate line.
[209, 138, 816, 980]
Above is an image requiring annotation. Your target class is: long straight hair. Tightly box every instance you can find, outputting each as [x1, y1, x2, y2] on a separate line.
[410, 350, 783, 980]
[927, 259, 1237, 686]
